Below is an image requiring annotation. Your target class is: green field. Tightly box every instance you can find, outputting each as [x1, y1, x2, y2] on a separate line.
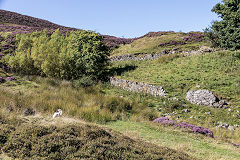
[112, 51, 240, 106]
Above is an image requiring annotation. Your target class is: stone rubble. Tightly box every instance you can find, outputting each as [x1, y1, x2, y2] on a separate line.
[109, 77, 166, 97]
[110, 46, 216, 62]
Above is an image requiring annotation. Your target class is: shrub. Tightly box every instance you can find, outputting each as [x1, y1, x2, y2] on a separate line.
[205, 0, 240, 50]
[102, 96, 132, 113]
[2, 30, 109, 80]
[73, 75, 97, 87]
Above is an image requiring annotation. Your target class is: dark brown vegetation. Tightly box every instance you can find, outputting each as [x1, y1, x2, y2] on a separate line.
[0, 115, 192, 160]
[0, 9, 76, 32]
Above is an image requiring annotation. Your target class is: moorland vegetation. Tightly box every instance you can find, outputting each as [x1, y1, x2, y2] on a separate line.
[0, 0, 240, 159]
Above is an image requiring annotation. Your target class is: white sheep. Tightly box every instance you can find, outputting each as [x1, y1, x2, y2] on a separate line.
[52, 109, 62, 118]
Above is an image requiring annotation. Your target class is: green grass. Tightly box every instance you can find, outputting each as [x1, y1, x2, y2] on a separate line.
[0, 75, 159, 124]
[107, 50, 240, 144]
[1, 49, 240, 159]
[106, 121, 240, 160]
[113, 51, 240, 106]
[110, 32, 209, 57]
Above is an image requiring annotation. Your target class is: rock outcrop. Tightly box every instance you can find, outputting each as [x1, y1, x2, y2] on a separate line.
[186, 90, 228, 108]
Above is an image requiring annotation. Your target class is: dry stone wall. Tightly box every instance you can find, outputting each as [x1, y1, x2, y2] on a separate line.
[109, 77, 166, 97]
[110, 47, 215, 62]
[109, 51, 168, 62]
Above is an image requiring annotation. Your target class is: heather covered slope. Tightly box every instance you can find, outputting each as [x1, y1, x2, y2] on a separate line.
[0, 9, 76, 31]
[110, 31, 209, 56]
[0, 105, 192, 160]
[0, 9, 134, 48]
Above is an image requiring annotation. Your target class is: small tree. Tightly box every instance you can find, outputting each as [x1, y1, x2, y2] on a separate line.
[2, 30, 109, 82]
[205, 0, 240, 50]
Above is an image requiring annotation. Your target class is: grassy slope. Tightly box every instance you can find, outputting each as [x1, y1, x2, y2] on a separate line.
[110, 32, 209, 57]
[108, 50, 240, 145]
[0, 69, 240, 159]
[0, 114, 192, 160]
[113, 51, 240, 105]
[106, 121, 240, 160]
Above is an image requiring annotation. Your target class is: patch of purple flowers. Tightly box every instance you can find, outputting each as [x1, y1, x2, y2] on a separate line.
[158, 40, 186, 47]
[103, 35, 136, 49]
[183, 32, 205, 42]
[6, 77, 16, 81]
[153, 117, 214, 138]
[142, 31, 174, 38]
[177, 122, 213, 138]
[153, 117, 176, 126]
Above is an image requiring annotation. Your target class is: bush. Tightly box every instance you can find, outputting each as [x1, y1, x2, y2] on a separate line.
[102, 96, 132, 113]
[2, 30, 109, 80]
[205, 0, 240, 50]
[73, 75, 97, 87]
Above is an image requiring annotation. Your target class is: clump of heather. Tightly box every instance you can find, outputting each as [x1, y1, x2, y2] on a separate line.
[153, 117, 176, 126]
[183, 32, 205, 42]
[0, 10, 76, 32]
[103, 35, 136, 49]
[158, 40, 186, 47]
[177, 122, 214, 138]
[6, 77, 16, 81]
[142, 31, 174, 38]
[153, 117, 214, 137]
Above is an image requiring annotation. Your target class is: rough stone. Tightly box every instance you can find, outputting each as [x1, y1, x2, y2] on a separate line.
[183, 109, 191, 113]
[23, 108, 35, 116]
[186, 90, 227, 108]
[109, 77, 166, 97]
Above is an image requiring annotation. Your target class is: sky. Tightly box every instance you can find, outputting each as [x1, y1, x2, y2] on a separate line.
[0, 0, 222, 38]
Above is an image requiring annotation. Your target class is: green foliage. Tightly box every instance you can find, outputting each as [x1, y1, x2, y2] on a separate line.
[73, 75, 97, 87]
[2, 30, 109, 80]
[205, 0, 240, 50]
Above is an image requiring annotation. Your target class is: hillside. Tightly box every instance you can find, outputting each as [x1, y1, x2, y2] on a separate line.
[0, 112, 192, 160]
[0, 9, 240, 160]
[0, 9, 134, 49]
[0, 9, 76, 32]
[110, 31, 209, 57]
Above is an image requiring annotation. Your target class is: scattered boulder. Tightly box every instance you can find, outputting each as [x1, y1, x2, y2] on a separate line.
[183, 109, 191, 113]
[199, 46, 213, 52]
[23, 108, 35, 116]
[6, 106, 13, 113]
[216, 121, 239, 130]
[186, 90, 228, 108]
